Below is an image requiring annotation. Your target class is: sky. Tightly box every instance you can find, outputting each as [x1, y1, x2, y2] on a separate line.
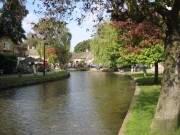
[22, 1, 97, 52]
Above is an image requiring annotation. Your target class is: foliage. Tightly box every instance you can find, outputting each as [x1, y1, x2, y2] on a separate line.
[48, 54, 58, 65]
[56, 45, 71, 66]
[137, 44, 164, 65]
[33, 18, 70, 46]
[0, 53, 17, 74]
[90, 21, 120, 67]
[33, 18, 72, 65]
[0, 0, 28, 43]
[46, 47, 56, 57]
[113, 19, 164, 66]
[74, 39, 91, 52]
[36, 41, 44, 58]
[21, 32, 39, 48]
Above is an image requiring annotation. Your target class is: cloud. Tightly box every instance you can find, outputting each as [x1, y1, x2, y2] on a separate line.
[22, 12, 39, 34]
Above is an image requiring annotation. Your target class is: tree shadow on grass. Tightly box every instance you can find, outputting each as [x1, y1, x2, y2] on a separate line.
[136, 76, 163, 86]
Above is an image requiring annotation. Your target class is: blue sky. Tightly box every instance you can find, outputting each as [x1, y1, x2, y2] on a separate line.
[22, 1, 96, 52]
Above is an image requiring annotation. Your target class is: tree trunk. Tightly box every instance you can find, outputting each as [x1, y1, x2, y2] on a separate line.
[154, 62, 159, 83]
[150, 34, 180, 134]
[142, 66, 147, 77]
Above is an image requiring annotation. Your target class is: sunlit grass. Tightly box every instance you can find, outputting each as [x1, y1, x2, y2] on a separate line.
[126, 85, 160, 135]
[124, 71, 162, 135]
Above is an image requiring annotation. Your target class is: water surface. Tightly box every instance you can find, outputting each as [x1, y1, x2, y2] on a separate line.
[0, 72, 135, 135]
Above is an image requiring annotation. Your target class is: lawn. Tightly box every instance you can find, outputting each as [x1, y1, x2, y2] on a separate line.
[125, 72, 159, 135]
[124, 71, 180, 135]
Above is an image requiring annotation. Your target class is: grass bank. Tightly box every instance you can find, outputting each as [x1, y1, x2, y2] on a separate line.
[125, 72, 161, 135]
[0, 71, 70, 89]
[124, 72, 180, 135]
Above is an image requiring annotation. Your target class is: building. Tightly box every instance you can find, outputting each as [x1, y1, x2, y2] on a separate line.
[14, 46, 28, 57]
[71, 52, 93, 64]
[0, 37, 28, 57]
[27, 46, 40, 59]
[0, 37, 14, 54]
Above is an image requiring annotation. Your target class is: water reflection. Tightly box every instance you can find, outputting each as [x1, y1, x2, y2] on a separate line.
[0, 72, 134, 135]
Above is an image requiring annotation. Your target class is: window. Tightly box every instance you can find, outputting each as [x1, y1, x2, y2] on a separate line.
[3, 42, 10, 50]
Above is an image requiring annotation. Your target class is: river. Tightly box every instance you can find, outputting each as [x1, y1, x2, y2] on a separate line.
[0, 72, 135, 135]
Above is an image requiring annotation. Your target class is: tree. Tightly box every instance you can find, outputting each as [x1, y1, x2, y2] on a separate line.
[114, 19, 164, 81]
[74, 39, 91, 53]
[33, 18, 72, 66]
[137, 44, 164, 79]
[90, 21, 119, 67]
[56, 45, 71, 67]
[21, 32, 39, 48]
[0, 0, 28, 43]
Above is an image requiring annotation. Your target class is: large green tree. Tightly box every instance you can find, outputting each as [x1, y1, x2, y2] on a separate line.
[0, 0, 28, 43]
[90, 21, 119, 67]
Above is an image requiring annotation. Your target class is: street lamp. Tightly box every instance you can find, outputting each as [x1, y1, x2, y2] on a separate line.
[43, 42, 46, 76]
[43, 37, 48, 76]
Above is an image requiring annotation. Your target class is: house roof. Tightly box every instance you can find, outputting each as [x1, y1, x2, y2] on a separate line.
[72, 52, 93, 59]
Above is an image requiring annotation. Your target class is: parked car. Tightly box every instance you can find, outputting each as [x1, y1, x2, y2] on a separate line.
[89, 64, 101, 69]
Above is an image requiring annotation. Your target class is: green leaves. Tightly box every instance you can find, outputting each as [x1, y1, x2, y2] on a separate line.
[74, 39, 91, 53]
[90, 21, 120, 67]
[0, 0, 28, 43]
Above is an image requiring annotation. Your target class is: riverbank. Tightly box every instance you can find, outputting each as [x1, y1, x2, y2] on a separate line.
[117, 71, 163, 135]
[0, 70, 70, 90]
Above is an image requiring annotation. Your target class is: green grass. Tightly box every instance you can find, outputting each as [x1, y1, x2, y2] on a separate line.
[0, 71, 69, 85]
[125, 71, 161, 135]
[124, 72, 180, 135]
[126, 72, 163, 85]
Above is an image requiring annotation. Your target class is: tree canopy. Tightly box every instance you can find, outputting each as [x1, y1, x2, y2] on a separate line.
[33, 18, 72, 66]
[0, 0, 28, 43]
[90, 21, 119, 67]
[74, 39, 91, 53]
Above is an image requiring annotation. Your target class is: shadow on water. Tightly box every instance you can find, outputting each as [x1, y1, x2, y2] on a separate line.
[0, 72, 135, 135]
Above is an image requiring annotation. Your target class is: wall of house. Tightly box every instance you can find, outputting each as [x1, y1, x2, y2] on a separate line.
[72, 58, 85, 63]
[0, 37, 14, 54]
[28, 48, 40, 59]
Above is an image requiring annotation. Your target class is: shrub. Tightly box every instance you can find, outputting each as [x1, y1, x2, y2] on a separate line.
[0, 53, 17, 74]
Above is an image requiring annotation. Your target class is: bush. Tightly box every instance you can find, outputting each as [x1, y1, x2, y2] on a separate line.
[0, 54, 17, 74]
